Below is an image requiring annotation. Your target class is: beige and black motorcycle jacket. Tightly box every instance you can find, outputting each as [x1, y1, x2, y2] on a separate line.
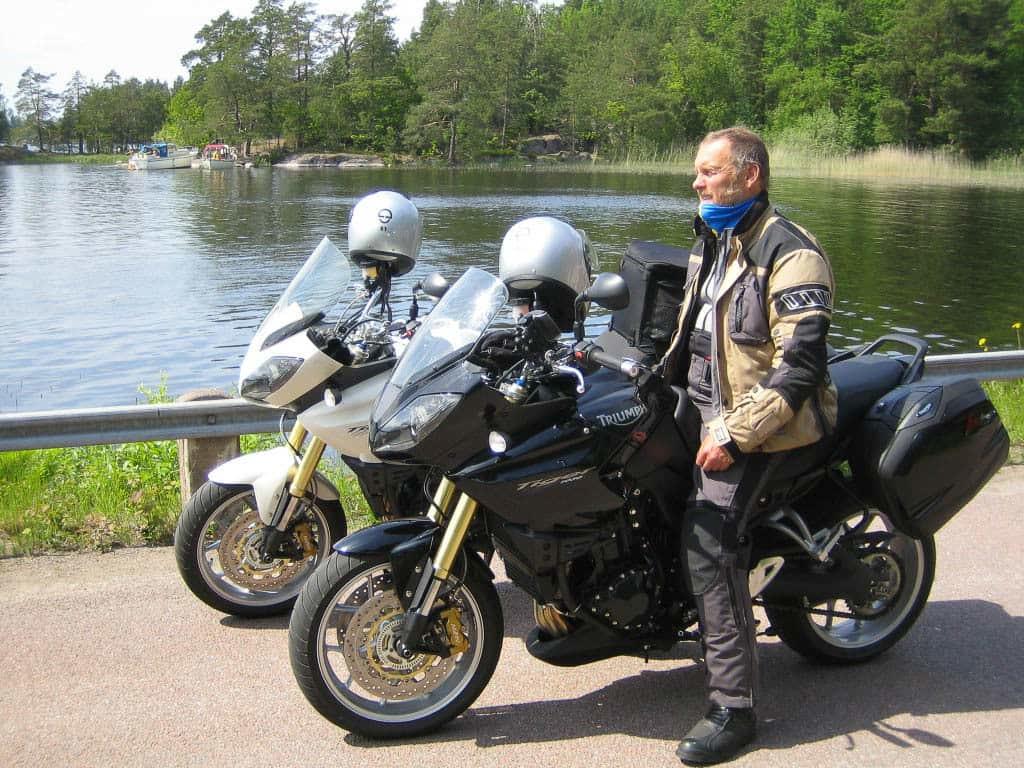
[660, 194, 838, 454]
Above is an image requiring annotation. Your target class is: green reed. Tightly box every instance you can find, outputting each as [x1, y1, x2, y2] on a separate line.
[489, 143, 1024, 189]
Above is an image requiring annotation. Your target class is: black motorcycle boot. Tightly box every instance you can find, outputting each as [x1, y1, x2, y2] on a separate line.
[676, 705, 756, 765]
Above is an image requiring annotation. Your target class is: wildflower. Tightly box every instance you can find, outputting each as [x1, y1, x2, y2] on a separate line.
[978, 337, 989, 352]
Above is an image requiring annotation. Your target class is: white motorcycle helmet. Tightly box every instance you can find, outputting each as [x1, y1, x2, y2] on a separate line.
[499, 216, 593, 332]
[347, 190, 422, 276]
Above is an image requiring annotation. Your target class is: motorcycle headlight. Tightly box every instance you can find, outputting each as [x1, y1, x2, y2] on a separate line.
[239, 356, 303, 401]
[373, 393, 461, 453]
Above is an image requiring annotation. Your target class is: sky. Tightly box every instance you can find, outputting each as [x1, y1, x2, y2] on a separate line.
[0, 0, 427, 110]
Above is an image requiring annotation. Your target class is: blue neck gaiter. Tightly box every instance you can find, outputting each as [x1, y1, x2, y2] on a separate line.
[699, 196, 757, 234]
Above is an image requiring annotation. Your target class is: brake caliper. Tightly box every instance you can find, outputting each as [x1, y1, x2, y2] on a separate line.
[293, 521, 317, 559]
[440, 607, 470, 655]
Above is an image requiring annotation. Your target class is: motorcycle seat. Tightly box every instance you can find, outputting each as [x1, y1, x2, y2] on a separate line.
[752, 355, 907, 493]
[829, 355, 906, 436]
[664, 355, 907, 503]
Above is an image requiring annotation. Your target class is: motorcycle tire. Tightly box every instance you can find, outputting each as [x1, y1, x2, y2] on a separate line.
[764, 509, 935, 664]
[174, 481, 346, 618]
[289, 550, 503, 739]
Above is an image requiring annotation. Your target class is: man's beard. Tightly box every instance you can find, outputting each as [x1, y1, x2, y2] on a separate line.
[720, 174, 749, 204]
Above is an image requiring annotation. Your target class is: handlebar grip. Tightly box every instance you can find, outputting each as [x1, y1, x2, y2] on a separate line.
[583, 346, 641, 379]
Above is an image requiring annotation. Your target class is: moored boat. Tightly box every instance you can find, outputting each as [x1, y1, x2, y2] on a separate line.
[198, 143, 237, 170]
[128, 143, 195, 170]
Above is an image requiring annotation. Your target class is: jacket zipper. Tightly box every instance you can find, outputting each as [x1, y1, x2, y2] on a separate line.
[811, 390, 831, 437]
[710, 229, 732, 415]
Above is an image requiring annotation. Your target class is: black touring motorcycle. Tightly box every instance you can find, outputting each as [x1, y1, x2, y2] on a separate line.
[288, 249, 1009, 739]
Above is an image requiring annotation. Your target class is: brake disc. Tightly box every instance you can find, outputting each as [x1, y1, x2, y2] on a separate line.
[341, 591, 456, 700]
[848, 550, 903, 618]
[217, 510, 309, 591]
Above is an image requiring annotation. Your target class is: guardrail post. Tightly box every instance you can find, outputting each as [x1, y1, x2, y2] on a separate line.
[176, 389, 240, 507]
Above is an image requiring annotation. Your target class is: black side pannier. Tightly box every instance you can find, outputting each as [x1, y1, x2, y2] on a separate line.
[849, 377, 1009, 538]
[606, 240, 690, 362]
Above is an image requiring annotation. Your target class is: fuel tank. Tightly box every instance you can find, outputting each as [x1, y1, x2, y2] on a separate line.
[453, 369, 647, 528]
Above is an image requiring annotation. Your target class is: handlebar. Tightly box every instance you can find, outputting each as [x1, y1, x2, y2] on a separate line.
[575, 344, 642, 379]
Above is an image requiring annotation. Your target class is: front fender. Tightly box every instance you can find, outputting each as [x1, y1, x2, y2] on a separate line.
[335, 518, 493, 610]
[209, 446, 339, 525]
[333, 517, 440, 557]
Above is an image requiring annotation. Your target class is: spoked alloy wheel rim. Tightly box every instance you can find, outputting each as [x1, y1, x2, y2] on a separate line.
[197, 490, 330, 608]
[315, 563, 486, 723]
[805, 510, 926, 649]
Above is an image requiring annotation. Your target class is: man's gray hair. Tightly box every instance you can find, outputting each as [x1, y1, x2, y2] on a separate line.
[702, 126, 770, 190]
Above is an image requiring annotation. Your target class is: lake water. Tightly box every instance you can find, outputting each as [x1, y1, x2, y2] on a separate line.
[1, 163, 1022, 412]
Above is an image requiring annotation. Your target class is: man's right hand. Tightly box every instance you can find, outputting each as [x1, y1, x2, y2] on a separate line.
[696, 433, 735, 472]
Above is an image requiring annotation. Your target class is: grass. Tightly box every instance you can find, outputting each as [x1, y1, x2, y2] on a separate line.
[0, 434, 372, 557]
[984, 379, 1024, 464]
[769, 145, 1024, 188]
[0, 147, 125, 165]
[495, 143, 1024, 189]
[0, 382, 371, 557]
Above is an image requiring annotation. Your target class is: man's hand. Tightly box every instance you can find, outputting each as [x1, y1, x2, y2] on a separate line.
[696, 433, 735, 472]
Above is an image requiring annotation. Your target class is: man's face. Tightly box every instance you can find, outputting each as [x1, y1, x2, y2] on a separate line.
[692, 138, 759, 206]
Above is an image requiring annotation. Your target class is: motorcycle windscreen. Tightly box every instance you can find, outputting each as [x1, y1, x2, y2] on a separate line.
[253, 238, 354, 342]
[240, 237, 354, 382]
[373, 267, 509, 421]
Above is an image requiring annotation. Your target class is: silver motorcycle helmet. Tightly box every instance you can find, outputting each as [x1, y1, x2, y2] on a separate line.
[347, 190, 422, 276]
[499, 216, 593, 332]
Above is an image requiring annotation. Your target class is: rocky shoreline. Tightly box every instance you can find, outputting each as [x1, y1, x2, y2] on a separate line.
[274, 152, 387, 168]
[273, 136, 593, 168]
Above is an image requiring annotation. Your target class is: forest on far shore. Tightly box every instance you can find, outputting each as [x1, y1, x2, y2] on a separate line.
[3, 0, 1023, 164]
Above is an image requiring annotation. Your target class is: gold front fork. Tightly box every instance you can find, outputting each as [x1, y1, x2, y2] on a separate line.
[272, 430, 326, 532]
[403, 478, 478, 624]
[432, 492, 478, 580]
[288, 434, 326, 499]
[427, 476, 458, 524]
[286, 422, 308, 453]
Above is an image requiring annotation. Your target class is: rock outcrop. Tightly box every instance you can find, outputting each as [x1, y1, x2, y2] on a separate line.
[275, 152, 386, 168]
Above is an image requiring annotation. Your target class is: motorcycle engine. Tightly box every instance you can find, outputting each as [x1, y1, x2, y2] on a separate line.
[584, 560, 661, 633]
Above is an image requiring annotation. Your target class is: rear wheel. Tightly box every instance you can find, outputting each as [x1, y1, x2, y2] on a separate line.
[765, 509, 935, 664]
[174, 481, 346, 618]
[289, 551, 503, 738]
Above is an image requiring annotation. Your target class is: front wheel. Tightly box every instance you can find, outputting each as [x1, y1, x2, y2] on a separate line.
[765, 508, 935, 664]
[289, 551, 503, 738]
[174, 481, 346, 618]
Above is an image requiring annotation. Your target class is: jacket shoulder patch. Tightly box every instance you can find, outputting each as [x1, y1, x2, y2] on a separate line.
[774, 283, 832, 316]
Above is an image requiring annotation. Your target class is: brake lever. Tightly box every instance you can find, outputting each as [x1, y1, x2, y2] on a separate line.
[551, 364, 586, 394]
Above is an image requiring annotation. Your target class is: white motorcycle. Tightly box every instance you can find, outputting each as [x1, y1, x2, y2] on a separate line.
[174, 235, 448, 617]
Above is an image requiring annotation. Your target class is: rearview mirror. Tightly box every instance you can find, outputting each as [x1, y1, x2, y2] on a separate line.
[582, 272, 630, 311]
[573, 272, 630, 340]
[420, 272, 450, 300]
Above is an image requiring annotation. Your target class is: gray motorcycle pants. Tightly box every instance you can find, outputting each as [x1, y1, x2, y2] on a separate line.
[681, 403, 768, 710]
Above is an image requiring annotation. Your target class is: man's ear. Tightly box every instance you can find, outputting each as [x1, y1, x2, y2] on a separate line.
[743, 162, 762, 193]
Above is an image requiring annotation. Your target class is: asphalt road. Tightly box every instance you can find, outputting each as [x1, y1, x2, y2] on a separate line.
[1, 467, 1022, 768]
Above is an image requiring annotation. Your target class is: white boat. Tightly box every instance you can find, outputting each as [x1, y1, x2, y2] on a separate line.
[128, 143, 194, 170]
[198, 143, 237, 170]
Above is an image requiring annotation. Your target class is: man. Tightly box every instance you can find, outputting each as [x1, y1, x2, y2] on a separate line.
[659, 127, 837, 764]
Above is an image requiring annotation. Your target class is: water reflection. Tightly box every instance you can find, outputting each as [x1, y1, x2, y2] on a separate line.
[0, 165, 1021, 411]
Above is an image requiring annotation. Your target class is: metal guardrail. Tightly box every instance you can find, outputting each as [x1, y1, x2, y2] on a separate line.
[1, 350, 1022, 452]
[918, 349, 1024, 383]
[0, 400, 294, 452]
